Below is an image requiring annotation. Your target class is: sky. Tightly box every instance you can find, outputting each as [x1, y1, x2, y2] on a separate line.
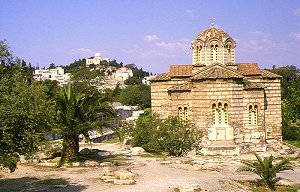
[1, 0, 300, 74]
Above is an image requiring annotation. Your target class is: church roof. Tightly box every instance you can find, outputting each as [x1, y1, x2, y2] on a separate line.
[170, 65, 193, 77]
[192, 63, 244, 80]
[151, 72, 170, 81]
[196, 26, 233, 42]
[261, 69, 282, 78]
[237, 63, 262, 76]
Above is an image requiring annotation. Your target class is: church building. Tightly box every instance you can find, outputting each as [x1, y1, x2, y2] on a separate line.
[150, 22, 282, 155]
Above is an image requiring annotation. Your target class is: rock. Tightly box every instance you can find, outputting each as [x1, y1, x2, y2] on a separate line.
[100, 162, 113, 167]
[101, 175, 115, 183]
[113, 179, 135, 185]
[130, 147, 145, 155]
[160, 160, 172, 165]
[50, 157, 61, 163]
[80, 148, 91, 155]
[83, 160, 99, 167]
[103, 167, 117, 176]
[98, 151, 110, 157]
[123, 138, 131, 145]
[277, 179, 293, 186]
[39, 162, 57, 167]
[114, 170, 135, 180]
[177, 184, 202, 192]
[72, 162, 80, 167]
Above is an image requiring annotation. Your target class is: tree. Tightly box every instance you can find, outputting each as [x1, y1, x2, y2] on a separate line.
[118, 84, 151, 109]
[54, 84, 115, 164]
[269, 65, 300, 141]
[48, 63, 56, 69]
[0, 40, 55, 172]
[238, 153, 293, 190]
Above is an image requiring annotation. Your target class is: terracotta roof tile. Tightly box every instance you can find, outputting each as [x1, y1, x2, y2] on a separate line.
[170, 65, 193, 77]
[193, 63, 244, 79]
[261, 70, 282, 78]
[237, 63, 262, 76]
[150, 72, 170, 81]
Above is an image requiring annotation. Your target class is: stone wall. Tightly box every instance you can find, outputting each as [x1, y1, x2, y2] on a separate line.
[261, 78, 282, 145]
[151, 76, 282, 154]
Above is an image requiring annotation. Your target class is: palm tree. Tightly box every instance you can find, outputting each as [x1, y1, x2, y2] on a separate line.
[238, 152, 293, 190]
[55, 84, 115, 165]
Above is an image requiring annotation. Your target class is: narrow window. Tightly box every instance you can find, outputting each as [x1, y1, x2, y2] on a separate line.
[212, 104, 217, 124]
[224, 103, 228, 124]
[218, 103, 222, 124]
[249, 105, 258, 125]
[227, 45, 231, 62]
[198, 46, 202, 62]
[248, 105, 253, 125]
[178, 107, 183, 120]
[210, 45, 214, 61]
[254, 105, 258, 125]
[214, 45, 218, 62]
[184, 107, 188, 121]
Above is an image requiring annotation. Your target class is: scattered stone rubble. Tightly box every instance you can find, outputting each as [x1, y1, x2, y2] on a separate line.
[101, 166, 136, 185]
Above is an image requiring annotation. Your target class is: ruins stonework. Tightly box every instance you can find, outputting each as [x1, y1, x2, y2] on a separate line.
[150, 24, 282, 155]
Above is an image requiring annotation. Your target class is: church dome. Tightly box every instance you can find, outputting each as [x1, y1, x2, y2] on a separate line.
[195, 26, 232, 42]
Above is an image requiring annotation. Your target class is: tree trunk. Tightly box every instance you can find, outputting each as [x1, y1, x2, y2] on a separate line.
[60, 134, 79, 165]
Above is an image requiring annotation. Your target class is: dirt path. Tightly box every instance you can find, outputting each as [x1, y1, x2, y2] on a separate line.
[1, 143, 300, 192]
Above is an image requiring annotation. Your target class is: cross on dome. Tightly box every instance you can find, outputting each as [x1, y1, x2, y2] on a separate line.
[210, 17, 215, 27]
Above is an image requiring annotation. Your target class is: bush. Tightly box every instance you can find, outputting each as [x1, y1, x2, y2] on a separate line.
[159, 117, 202, 157]
[131, 114, 202, 156]
[131, 114, 162, 153]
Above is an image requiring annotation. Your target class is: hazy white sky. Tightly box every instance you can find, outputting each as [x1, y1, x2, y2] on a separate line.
[1, 0, 300, 73]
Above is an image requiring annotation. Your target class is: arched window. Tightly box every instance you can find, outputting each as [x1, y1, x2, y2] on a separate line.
[210, 44, 218, 62]
[212, 104, 217, 124]
[178, 106, 188, 121]
[197, 46, 202, 62]
[184, 107, 188, 121]
[227, 45, 231, 62]
[178, 107, 183, 120]
[248, 105, 258, 125]
[224, 103, 228, 124]
[212, 102, 228, 125]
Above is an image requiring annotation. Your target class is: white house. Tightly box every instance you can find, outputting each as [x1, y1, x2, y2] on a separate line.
[33, 67, 71, 86]
[86, 53, 110, 67]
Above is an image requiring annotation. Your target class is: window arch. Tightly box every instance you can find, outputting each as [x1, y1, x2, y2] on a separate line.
[212, 102, 228, 125]
[248, 104, 258, 125]
[226, 45, 231, 62]
[178, 106, 188, 121]
[210, 44, 218, 62]
[197, 46, 202, 62]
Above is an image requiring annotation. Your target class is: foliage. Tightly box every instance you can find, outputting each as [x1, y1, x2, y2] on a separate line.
[71, 67, 104, 82]
[131, 114, 162, 153]
[158, 117, 202, 157]
[0, 40, 55, 172]
[124, 64, 149, 85]
[238, 153, 293, 190]
[270, 65, 300, 141]
[118, 84, 151, 109]
[63, 59, 86, 73]
[54, 84, 116, 165]
[132, 114, 202, 156]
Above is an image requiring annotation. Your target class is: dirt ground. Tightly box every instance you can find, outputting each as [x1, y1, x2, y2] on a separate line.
[1, 143, 300, 192]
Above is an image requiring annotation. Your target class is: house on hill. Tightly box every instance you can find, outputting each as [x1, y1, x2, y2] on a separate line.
[150, 23, 282, 155]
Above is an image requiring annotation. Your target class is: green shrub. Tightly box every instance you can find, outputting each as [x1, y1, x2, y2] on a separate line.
[159, 117, 202, 157]
[131, 114, 202, 156]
